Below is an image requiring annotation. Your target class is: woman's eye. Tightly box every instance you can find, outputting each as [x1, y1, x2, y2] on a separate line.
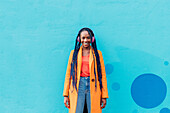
[82, 37, 90, 39]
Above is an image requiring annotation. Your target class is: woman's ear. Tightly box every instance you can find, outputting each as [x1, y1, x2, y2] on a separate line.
[77, 36, 80, 42]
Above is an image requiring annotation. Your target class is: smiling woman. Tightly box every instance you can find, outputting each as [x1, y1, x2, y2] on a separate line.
[80, 30, 91, 49]
[63, 27, 109, 113]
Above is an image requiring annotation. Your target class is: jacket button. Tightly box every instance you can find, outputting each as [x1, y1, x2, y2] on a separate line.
[91, 79, 95, 82]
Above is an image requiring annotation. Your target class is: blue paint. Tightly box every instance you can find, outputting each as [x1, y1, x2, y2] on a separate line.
[164, 61, 169, 66]
[105, 64, 114, 75]
[111, 82, 120, 91]
[131, 73, 167, 109]
[160, 108, 170, 113]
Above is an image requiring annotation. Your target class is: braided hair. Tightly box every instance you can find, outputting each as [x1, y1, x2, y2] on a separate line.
[70, 27, 103, 92]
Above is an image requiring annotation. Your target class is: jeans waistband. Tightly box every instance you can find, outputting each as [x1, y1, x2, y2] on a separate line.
[80, 76, 90, 79]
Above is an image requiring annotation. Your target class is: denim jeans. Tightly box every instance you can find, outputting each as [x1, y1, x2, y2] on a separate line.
[76, 76, 91, 113]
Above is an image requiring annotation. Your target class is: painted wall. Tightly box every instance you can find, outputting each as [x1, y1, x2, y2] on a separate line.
[0, 0, 169, 113]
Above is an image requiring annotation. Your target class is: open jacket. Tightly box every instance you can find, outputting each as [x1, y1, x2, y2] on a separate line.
[63, 46, 109, 113]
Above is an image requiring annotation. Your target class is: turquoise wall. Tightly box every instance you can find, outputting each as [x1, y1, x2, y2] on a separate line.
[0, 0, 169, 113]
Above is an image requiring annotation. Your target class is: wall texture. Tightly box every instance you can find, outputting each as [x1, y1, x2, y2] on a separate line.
[0, 0, 170, 113]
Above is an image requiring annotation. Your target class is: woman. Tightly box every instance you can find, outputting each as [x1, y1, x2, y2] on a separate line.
[63, 27, 109, 113]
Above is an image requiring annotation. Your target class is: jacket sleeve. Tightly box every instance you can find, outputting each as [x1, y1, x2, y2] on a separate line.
[63, 50, 74, 97]
[98, 50, 109, 98]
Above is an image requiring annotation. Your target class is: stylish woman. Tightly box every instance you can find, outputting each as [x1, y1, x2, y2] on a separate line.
[63, 27, 109, 113]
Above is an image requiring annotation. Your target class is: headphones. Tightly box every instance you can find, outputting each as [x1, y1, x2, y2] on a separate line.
[77, 36, 95, 43]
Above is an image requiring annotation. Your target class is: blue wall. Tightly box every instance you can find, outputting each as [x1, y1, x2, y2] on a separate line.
[0, 0, 170, 113]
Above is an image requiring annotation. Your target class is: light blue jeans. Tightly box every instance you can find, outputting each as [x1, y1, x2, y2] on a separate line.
[76, 76, 91, 113]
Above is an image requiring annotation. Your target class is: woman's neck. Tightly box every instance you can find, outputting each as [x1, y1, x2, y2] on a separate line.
[82, 46, 90, 56]
[82, 46, 90, 51]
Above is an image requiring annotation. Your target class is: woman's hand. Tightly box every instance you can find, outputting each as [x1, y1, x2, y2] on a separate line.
[100, 98, 106, 109]
[64, 96, 70, 108]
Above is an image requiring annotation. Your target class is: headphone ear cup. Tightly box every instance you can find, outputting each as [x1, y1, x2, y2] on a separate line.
[92, 36, 95, 43]
[77, 36, 80, 42]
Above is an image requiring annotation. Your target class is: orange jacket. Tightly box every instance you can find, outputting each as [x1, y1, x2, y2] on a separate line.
[63, 46, 109, 113]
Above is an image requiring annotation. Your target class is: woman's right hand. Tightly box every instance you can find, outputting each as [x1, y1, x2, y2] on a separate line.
[64, 96, 70, 108]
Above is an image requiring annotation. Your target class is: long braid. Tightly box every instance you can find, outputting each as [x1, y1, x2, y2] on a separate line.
[70, 36, 81, 92]
[92, 41, 103, 91]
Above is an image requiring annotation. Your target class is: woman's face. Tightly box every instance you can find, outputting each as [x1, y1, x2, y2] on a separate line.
[80, 30, 91, 49]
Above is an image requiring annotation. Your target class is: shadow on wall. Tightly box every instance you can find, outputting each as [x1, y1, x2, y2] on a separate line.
[113, 45, 165, 75]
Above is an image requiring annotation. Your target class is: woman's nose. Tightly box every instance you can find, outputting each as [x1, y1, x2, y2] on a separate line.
[84, 38, 87, 41]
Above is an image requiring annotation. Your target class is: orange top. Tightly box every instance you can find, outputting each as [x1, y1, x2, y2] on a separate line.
[80, 54, 90, 77]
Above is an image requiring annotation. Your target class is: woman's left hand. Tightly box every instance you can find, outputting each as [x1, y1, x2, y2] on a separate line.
[100, 98, 106, 109]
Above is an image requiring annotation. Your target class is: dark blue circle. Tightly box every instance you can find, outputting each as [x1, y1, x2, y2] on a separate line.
[164, 61, 169, 66]
[131, 73, 167, 109]
[105, 64, 114, 75]
[160, 108, 170, 113]
[112, 82, 120, 91]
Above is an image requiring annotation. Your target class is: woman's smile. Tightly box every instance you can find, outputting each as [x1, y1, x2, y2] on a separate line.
[83, 42, 90, 46]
